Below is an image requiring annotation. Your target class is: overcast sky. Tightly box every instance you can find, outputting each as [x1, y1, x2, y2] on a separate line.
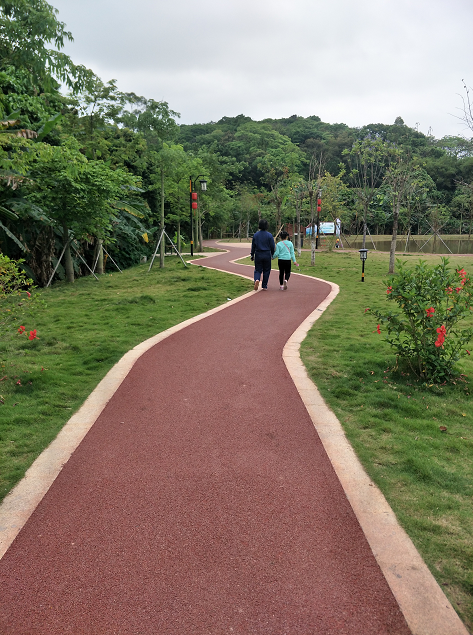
[51, 0, 472, 139]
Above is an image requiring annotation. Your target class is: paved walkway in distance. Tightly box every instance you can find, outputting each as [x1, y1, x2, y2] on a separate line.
[0, 243, 412, 634]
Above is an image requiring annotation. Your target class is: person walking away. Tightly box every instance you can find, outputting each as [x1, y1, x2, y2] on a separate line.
[272, 231, 298, 290]
[251, 219, 275, 290]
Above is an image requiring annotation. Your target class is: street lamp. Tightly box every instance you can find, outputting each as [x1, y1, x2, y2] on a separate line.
[189, 175, 208, 256]
[359, 248, 368, 282]
[316, 189, 321, 249]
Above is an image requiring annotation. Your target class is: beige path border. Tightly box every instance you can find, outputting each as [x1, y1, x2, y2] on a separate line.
[0, 247, 469, 635]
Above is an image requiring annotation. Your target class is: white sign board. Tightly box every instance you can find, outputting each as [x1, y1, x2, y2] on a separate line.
[305, 223, 335, 235]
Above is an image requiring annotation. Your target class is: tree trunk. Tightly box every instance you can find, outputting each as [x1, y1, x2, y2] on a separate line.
[95, 239, 104, 274]
[63, 224, 74, 284]
[199, 213, 203, 252]
[309, 190, 315, 266]
[388, 201, 400, 274]
[296, 203, 301, 256]
[362, 204, 368, 250]
[160, 167, 165, 268]
[177, 218, 181, 252]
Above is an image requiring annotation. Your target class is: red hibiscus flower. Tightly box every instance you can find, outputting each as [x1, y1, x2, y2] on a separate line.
[435, 325, 446, 348]
[386, 286, 393, 294]
[28, 329, 37, 341]
[18, 325, 25, 334]
[377, 324, 381, 334]
[426, 307, 435, 317]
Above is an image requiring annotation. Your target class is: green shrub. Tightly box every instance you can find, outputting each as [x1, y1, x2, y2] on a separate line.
[370, 258, 473, 382]
[0, 255, 41, 338]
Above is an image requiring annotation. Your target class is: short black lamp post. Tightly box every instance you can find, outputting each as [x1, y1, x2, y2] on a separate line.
[359, 248, 368, 282]
[189, 176, 208, 256]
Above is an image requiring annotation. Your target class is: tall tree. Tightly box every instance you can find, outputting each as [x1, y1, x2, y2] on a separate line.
[120, 96, 179, 267]
[344, 137, 390, 248]
[0, 0, 92, 91]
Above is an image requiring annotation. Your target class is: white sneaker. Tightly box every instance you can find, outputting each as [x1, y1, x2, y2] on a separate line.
[280, 286, 284, 290]
[284, 280, 287, 290]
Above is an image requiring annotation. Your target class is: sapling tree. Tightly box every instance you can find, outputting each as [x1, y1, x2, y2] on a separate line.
[344, 137, 390, 249]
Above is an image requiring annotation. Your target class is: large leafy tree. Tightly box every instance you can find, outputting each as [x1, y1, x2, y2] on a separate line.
[25, 137, 143, 283]
[0, 0, 92, 91]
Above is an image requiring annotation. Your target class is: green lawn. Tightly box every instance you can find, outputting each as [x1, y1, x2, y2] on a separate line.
[240, 248, 473, 631]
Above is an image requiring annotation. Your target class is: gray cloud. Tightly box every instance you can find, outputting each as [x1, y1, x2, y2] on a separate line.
[52, 0, 473, 137]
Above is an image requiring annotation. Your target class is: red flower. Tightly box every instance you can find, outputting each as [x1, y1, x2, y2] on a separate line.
[467, 350, 471, 356]
[458, 268, 467, 278]
[26, 291, 31, 298]
[17, 325, 25, 334]
[364, 307, 370, 313]
[446, 287, 453, 294]
[28, 329, 37, 341]
[435, 325, 446, 348]
[426, 307, 435, 317]
[455, 287, 462, 293]
[377, 324, 381, 334]
[386, 286, 393, 294]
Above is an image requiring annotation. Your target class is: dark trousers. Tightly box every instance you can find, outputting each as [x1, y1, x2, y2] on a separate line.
[254, 253, 272, 288]
[278, 259, 291, 285]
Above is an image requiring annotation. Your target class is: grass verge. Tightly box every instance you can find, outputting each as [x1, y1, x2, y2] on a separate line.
[238, 248, 473, 631]
[0, 257, 249, 503]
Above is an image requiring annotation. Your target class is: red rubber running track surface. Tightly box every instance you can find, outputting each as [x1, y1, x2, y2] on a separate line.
[0, 243, 411, 634]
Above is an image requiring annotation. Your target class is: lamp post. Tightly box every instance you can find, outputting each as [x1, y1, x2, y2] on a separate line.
[359, 248, 368, 282]
[315, 189, 321, 249]
[189, 175, 208, 256]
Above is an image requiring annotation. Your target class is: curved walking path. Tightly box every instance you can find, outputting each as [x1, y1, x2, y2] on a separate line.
[0, 242, 467, 634]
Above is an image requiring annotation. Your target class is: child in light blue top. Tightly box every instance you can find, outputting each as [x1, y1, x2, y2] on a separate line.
[272, 232, 298, 290]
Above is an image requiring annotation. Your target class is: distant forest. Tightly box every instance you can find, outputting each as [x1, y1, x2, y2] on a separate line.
[2, 0, 473, 284]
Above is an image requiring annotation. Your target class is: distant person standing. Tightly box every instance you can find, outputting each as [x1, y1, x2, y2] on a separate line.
[272, 231, 298, 290]
[250, 219, 275, 290]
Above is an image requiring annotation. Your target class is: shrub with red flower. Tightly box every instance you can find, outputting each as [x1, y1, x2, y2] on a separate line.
[17, 325, 25, 334]
[369, 258, 473, 382]
[28, 329, 37, 341]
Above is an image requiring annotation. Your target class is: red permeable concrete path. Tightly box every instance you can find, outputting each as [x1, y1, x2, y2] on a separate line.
[0, 243, 411, 635]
